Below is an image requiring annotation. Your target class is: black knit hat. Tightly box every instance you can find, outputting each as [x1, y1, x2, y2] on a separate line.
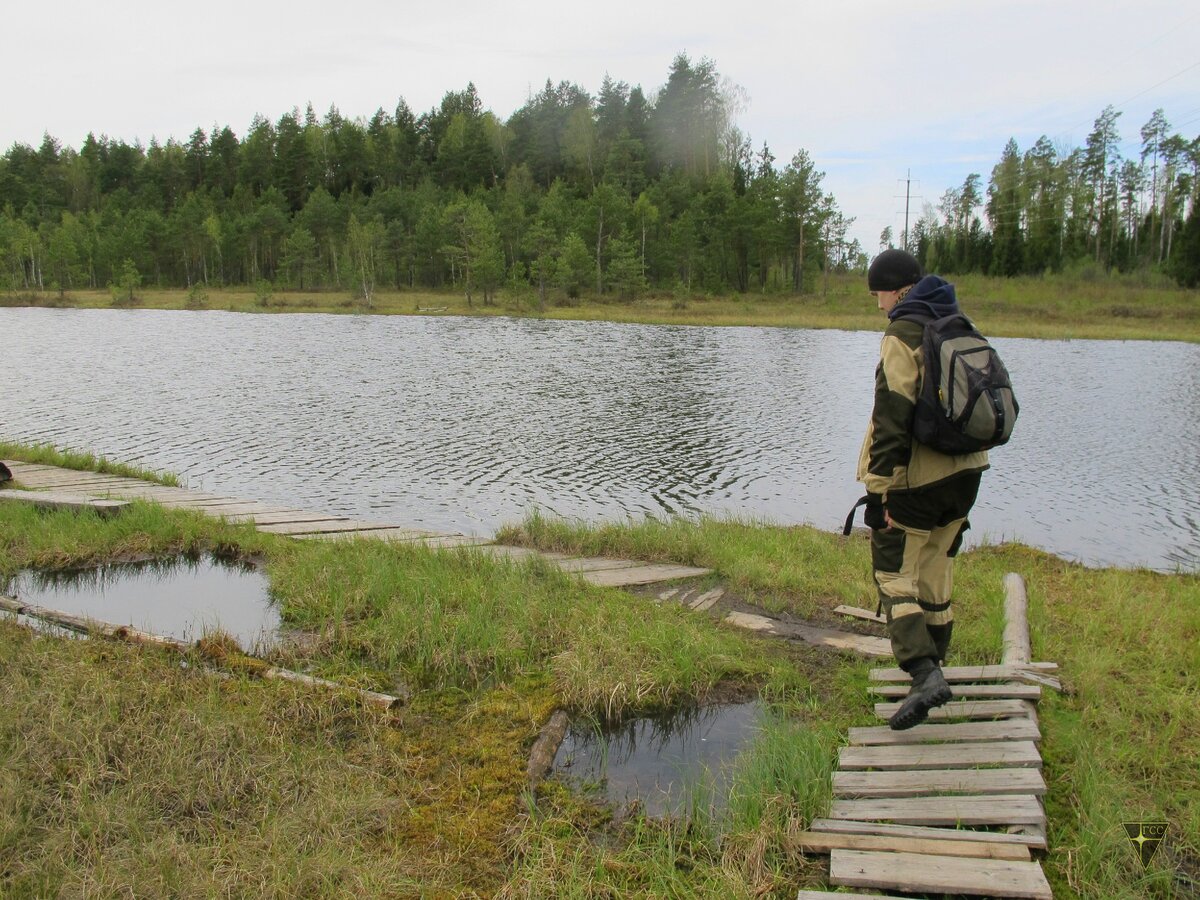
[868, 249, 923, 291]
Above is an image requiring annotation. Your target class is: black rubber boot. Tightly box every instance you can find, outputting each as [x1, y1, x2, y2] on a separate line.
[888, 658, 952, 731]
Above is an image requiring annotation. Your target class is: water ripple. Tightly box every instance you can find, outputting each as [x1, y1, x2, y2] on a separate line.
[2, 308, 1197, 571]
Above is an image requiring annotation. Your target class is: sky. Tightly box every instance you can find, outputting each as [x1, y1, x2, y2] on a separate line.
[7, 0, 1199, 254]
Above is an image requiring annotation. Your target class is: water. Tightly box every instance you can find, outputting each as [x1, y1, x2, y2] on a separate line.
[1, 307, 1197, 571]
[4, 554, 278, 650]
[553, 703, 765, 818]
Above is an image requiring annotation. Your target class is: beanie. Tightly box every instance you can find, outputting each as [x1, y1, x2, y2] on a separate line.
[868, 249, 923, 291]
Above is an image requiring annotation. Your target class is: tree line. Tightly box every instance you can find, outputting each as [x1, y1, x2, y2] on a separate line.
[901, 106, 1200, 287]
[0, 55, 861, 305]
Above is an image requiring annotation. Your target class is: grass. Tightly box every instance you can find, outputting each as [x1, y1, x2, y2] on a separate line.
[4, 269, 1198, 341]
[0, 440, 179, 486]
[1, 450, 1196, 896]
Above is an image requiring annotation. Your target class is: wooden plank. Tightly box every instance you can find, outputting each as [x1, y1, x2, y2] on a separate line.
[689, 586, 725, 612]
[848, 719, 1040, 746]
[870, 683, 1041, 700]
[221, 510, 352, 525]
[289, 527, 464, 541]
[835, 604, 887, 624]
[833, 768, 1046, 799]
[255, 520, 407, 535]
[830, 849, 1052, 899]
[552, 556, 644, 573]
[839, 741, 1042, 771]
[870, 664, 1056, 683]
[795, 892, 891, 900]
[808, 817, 1046, 849]
[582, 564, 711, 587]
[874, 698, 1032, 721]
[830, 794, 1045, 827]
[0, 488, 129, 516]
[724, 611, 892, 657]
[792, 829, 1030, 860]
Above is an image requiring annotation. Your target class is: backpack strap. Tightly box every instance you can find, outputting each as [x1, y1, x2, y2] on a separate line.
[843, 495, 870, 536]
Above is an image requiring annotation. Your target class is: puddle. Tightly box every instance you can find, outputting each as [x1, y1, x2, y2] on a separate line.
[552, 702, 765, 819]
[3, 555, 279, 651]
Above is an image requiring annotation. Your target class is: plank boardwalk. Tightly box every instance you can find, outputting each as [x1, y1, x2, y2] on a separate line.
[0, 460, 711, 590]
[805, 572, 1057, 898]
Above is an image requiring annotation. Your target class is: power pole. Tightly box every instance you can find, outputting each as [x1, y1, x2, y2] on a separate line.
[903, 169, 912, 252]
[895, 171, 921, 252]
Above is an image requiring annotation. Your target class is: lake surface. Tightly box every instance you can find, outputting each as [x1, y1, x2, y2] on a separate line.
[1, 307, 1197, 571]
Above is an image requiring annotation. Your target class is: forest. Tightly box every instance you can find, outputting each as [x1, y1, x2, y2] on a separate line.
[2, 54, 1198, 304]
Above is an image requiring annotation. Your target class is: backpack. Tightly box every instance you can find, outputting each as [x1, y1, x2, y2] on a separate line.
[910, 313, 1018, 454]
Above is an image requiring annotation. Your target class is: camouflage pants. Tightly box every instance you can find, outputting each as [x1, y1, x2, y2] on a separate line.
[871, 472, 982, 671]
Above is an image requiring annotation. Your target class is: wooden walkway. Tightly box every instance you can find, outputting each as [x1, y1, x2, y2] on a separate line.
[795, 574, 1056, 899]
[0, 460, 710, 588]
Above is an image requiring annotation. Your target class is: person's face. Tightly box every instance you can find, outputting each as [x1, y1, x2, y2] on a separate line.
[872, 289, 901, 313]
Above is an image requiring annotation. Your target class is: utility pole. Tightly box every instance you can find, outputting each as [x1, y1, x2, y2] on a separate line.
[903, 169, 911, 252]
[895, 171, 921, 252]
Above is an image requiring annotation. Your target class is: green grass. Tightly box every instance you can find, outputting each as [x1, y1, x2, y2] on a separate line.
[0, 441, 179, 486]
[2, 450, 1196, 896]
[5, 269, 1198, 341]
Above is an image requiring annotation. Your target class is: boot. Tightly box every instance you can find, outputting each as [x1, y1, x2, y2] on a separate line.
[888, 657, 952, 731]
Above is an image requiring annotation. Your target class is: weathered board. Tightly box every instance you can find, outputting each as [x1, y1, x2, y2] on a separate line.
[833, 768, 1047, 799]
[847, 718, 1040, 746]
[552, 557, 645, 573]
[830, 794, 1045, 827]
[723, 611, 892, 656]
[689, 587, 725, 611]
[834, 604, 887, 624]
[792, 829, 1030, 860]
[830, 849, 1052, 899]
[221, 511, 353, 525]
[255, 520, 407, 535]
[838, 741, 1043, 771]
[870, 663, 1058, 682]
[795, 892, 890, 900]
[584, 564, 711, 586]
[870, 683, 1042, 700]
[808, 817, 1046, 849]
[0, 489, 129, 516]
[874, 698, 1031, 721]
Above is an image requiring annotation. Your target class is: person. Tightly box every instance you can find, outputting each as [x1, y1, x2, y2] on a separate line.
[858, 249, 989, 730]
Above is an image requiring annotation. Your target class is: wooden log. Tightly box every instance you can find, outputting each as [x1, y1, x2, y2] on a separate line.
[115, 625, 193, 652]
[830, 849, 1052, 899]
[833, 767, 1046, 799]
[830, 794, 1045, 827]
[874, 699, 1031, 721]
[839, 741, 1043, 771]
[847, 718, 1040, 746]
[870, 683, 1041, 700]
[527, 709, 571, 788]
[791, 829, 1030, 861]
[0, 595, 122, 636]
[1002, 572, 1032, 667]
[808, 817, 1046, 849]
[261, 667, 402, 710]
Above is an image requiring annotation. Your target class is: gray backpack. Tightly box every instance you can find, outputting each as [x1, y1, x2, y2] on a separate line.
[912, 313, 1018, 454]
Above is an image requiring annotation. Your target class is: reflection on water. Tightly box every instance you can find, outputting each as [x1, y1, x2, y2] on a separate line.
[5, 554, 278, 650]
[1, 307, 1197, 571]
[553, 702, 764, 818]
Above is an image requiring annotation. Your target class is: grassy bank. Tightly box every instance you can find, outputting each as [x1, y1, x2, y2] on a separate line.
[1, 440, 179, 486]
[2, 468, 1196, 895]
[4, 269, 1198, 341]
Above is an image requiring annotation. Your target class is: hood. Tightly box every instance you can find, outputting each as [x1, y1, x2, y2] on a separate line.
[888, 275, 960, 322]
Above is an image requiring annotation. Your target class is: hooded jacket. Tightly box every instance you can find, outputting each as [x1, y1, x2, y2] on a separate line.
[857, 276, 989, 498]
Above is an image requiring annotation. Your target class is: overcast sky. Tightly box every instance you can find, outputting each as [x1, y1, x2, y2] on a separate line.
[7, 0, 1199, 253]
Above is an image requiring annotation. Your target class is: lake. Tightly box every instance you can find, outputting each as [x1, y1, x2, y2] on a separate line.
[2, 307, 1196, 571]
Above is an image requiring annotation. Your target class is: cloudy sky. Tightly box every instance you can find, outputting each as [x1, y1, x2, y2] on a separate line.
[8, 0, 1198, 252]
